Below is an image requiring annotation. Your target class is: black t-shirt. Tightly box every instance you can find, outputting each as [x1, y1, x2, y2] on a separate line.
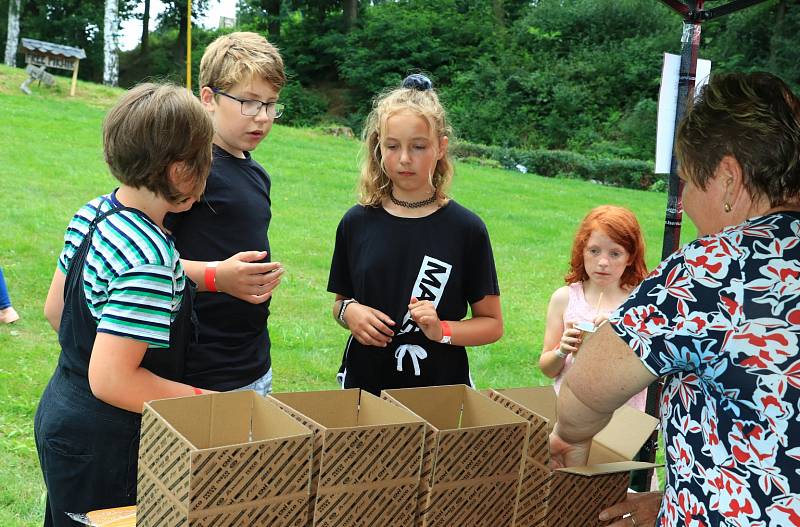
[327, 201, 500, 395]
[166, 145, 272, 391]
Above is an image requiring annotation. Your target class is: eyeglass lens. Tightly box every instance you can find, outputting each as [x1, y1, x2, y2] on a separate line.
[241, 100, 283, 118]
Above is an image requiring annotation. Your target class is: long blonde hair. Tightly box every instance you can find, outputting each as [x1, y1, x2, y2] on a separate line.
[358, 75, 454, 207]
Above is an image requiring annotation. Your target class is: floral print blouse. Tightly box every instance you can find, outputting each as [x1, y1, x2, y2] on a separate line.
[610, 212, 800, 526]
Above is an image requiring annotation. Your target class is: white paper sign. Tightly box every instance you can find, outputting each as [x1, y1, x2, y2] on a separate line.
[655, 53, 712, 174]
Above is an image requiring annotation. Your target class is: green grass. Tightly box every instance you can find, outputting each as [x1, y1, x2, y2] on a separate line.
[0, 64, 692, 525]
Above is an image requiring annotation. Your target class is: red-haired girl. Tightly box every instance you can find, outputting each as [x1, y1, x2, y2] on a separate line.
[539, 205, 648, 409]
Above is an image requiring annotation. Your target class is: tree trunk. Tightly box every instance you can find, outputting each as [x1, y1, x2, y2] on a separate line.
[492, 0, 506, 27]
[140, 0, 150, 54]
[266, 0, 280, 41]
[103, 0, 120, 86]
[344, 0, 358, 31]
[4, 0, 22, 67]
[177, 2, 187, 68]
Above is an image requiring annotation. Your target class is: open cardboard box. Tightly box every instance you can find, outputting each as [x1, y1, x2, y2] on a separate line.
[269, 389, 426, 527]
[488, 386, 659, 527]
[136, 391, 313, 527]
[382, 384, 529, 527]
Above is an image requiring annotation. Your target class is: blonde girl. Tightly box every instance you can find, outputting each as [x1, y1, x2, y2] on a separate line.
[327, 74, 503, 395]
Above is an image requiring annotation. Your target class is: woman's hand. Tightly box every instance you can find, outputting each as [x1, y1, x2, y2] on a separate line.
[559, 323, 583, 356]
[548, 430, 592, 469]
[408, 297, 443, 341]
[599, 492, 663, 527]
[343, 303, 395, 347]
[215, 251, 284, 304]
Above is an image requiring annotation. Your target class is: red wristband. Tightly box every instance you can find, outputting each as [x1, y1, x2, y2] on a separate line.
[204, 261, 219, 292]
[192, 387, 203, 395]
[439, 321, 452, 344]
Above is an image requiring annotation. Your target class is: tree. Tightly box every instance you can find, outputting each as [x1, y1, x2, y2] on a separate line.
[4, 0, 21, 66]
[103, 0, 119, 85]
[158, 0, 209, 70]
[140, 0, 150, 54]
[289, 0, 359, 30]
[343, 0, 357, 30]
[12, 0, 135, 82]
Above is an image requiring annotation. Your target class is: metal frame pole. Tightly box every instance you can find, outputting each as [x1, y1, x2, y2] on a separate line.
[632, 0, 704, 492]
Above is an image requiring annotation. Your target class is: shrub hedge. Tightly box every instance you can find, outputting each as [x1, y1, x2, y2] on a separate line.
[450, 141, 665, 192]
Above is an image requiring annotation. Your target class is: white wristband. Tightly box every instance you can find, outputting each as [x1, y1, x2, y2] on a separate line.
[554, 348, 568, 359]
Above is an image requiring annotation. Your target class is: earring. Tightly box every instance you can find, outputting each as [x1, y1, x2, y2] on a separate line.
[723, 202, 732, 213]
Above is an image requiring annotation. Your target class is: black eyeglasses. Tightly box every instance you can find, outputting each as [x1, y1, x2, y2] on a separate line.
[211, 87, 285, 118]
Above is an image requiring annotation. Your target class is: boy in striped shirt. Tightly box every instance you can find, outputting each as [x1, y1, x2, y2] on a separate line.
[36, 83, 216, 527]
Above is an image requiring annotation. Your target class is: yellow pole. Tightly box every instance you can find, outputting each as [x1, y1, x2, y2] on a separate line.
[186, 0, 192, 91]
[70, 58, 79, 97]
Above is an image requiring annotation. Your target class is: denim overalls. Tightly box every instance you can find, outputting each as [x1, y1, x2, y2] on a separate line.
[34, 206, 195, 526]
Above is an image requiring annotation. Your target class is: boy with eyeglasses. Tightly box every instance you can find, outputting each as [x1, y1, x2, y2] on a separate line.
[166, 32, 286, 396]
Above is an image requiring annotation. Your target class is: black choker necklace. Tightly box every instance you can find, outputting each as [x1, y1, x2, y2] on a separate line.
[389, 191, 436, 209]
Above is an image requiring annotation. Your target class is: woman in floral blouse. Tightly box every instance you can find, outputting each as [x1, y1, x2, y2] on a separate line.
[550, 71, 800, 527]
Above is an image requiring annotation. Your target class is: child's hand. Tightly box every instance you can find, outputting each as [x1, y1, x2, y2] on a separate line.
[215, 251, 284, 304]
[408, 297, 443, 341]
[344, 303, 395, 347]
[559, 323, 583, 356]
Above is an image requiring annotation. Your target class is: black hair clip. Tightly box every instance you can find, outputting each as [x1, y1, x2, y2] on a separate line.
[402, 74, 433, 91]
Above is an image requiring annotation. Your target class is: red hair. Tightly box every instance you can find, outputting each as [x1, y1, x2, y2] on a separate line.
[564, 205, 648, 289]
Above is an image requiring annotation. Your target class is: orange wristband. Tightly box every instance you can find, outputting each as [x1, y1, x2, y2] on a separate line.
[204, 261, 219, 292]
[439, 321, 452, 344]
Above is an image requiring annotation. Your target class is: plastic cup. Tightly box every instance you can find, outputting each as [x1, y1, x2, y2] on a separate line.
[572, 321, 596, 356]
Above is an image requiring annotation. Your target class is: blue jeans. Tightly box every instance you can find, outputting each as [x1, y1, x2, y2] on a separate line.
[233, 367, 272, 397]
[0, 266, 11, 310]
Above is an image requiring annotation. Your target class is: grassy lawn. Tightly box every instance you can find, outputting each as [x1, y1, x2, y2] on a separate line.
[0, 64, 693, 525]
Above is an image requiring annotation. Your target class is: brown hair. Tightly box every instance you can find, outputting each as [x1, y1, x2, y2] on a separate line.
[199, 32, 285, 92]
[103, 83, 214, 203]
[564, 205, 648, 289]
[359, 77, 454, 207]
[676, 72, 800, 207]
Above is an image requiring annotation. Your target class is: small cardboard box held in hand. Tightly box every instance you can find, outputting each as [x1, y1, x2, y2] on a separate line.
[269, 389, 426, 527]
[382, 384, 529, 527]
[136, 391, 314, 527]
[487, 387, 659, 527]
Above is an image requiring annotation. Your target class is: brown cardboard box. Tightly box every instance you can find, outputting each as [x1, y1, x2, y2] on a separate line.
[136, 391, 313, 527]
[382, 384, 529, 527]
[269, 389, 426, 527]
[487, 386, 659, 527]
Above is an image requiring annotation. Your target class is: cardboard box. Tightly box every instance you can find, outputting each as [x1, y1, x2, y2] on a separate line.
[382, 384, 529, 527]
[487, 386, 659, 527]
[136, 391, 314, 527]
[269, 389, 426, 527]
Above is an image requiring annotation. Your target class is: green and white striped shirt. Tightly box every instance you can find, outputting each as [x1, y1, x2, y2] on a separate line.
[58, 194, 185, 348]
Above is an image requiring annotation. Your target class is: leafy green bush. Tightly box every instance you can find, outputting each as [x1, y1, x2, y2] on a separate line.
[451, 141, 660, 191]
[279, 81, 328, 127]
[119, 26, 227, 88]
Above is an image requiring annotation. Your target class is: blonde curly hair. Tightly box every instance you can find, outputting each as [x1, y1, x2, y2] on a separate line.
[358, 75, 454, 207]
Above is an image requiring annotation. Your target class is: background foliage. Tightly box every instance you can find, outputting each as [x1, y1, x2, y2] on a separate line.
[2, 0, 799, 165]
[0, 65, 686, 524]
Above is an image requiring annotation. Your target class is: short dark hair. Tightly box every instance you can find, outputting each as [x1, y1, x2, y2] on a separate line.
[676, 72, 800, 208]
[103, 83, 214, 203]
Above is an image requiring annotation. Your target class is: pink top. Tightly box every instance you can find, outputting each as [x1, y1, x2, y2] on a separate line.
[553, 282, 647, 412]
